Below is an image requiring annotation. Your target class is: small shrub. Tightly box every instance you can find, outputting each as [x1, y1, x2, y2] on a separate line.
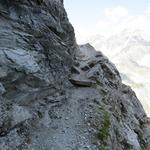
[98, 111, 110, 141]
[99, 144, 107, 150]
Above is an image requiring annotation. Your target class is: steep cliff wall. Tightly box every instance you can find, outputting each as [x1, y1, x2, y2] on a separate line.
[0, 0, 149, 150]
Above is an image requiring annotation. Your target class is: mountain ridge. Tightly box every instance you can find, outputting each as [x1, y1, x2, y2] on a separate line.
[85, 29, 150, 117]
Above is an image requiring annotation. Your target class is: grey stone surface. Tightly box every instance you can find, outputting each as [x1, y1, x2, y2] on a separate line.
[0, 0, 149, 150]
[0, 82, 6, 95]
[69, 74, 96, 87]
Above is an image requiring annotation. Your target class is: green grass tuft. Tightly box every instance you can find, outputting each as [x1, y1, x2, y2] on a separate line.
[98, 111, 110, 141]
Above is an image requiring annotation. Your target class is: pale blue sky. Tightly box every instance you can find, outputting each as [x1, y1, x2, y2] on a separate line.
[64, 0, 150, 42]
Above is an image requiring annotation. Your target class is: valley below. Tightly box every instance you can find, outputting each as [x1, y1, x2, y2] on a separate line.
[85, 29, 150, 117]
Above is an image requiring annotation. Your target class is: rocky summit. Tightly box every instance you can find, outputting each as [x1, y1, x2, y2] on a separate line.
[0, 0, 149, 150]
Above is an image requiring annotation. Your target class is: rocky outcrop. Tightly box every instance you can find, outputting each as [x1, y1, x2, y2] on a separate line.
[0, 0, 149, 150]
[71, 44, 150, 150]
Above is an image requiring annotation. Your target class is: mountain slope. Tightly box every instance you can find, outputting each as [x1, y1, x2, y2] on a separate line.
[0, 1, 149, 150]
[87, 29, 150, 117]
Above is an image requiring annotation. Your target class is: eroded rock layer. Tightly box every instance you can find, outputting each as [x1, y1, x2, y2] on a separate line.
[0, 0, 149, 150]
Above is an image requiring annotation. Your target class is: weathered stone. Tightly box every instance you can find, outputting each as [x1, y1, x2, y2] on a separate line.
[12, 105, 32, 126]
[0, 0, 149, 150]
[3, 49, 40, 73]
[0, 83, 6, 95]
[143, 123, 150, 149]
[70, 66, 81, 74]
[69, 74, 96, 87]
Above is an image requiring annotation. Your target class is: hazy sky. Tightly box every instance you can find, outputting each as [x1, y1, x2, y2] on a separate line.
[64, 0, 150, 42]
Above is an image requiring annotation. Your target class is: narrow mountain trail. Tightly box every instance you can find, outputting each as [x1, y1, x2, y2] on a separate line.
[24, 46, 102, 150]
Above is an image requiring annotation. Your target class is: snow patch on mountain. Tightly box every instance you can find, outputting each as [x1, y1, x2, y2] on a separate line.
[138, 54, 150, 68]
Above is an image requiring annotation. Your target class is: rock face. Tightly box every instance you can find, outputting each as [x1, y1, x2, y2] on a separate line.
[0, 0, 149, 150]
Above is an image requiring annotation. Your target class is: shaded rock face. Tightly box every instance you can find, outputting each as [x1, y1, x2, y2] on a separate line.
[0, 1, 149, 150]
[0, 0, 76, 86]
